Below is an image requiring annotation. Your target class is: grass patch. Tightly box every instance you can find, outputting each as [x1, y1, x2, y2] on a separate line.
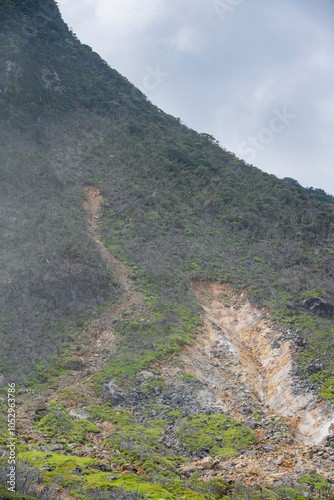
[93, 301, 200, 390]
[57, 388, 90, 406]
[87, 407, 186, 476]
[17, 452, 204, 499]
[299, 474, 329, 490]
[34, 402, 100, 444]
[177, 413, 256, 457]
[179, 373, 198, 382]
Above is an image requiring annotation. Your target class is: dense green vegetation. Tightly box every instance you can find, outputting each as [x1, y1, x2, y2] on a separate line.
[283, 177, 334, 205]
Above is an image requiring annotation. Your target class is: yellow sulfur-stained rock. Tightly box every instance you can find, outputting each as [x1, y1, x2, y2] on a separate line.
[201, 456, 215, 470]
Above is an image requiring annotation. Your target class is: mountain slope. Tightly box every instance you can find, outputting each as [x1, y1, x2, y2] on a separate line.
[2, 190, 332, 497]
[0, 1, 334, 498]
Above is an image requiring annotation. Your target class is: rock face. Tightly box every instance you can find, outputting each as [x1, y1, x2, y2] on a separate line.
[185, 282, 334, 445]
[200, 456, 215, 470]
[101, 380, 125, 404]
[34, 402, 47, 414]
[69, 409, 92, 421]
[40, 444, 64, 452]
[303, 297, 334, 318]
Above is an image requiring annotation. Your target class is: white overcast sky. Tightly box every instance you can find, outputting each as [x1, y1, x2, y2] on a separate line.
[56, 0, 334, 194]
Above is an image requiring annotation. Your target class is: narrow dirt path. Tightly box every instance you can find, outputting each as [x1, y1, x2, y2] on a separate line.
[82, 186, 145, 321]
[14, 186, 145, 457]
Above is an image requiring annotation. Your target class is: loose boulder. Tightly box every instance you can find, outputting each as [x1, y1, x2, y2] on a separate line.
[303, 297, 334, 318]
[307, 360, 324, 374]
[201, 456, 215, 470]
[69, 409, 93, 421]
[101, 380, 125, 404]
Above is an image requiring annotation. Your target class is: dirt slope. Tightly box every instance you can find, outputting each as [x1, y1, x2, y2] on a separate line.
[155, 282, 334, 483]
[187, 281, 334, 445]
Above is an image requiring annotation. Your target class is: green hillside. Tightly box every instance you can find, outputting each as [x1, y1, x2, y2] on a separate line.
[1, 0, 333, 385]
[0, 2, 334, 498]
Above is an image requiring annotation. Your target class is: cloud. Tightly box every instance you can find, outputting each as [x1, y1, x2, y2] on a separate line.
[57, 0, 334, 194]
[164, 25, 206, 55]
[94, 0, 167, 36]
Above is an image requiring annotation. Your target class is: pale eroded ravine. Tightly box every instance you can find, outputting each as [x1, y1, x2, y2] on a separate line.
[180, 282, 334, 445]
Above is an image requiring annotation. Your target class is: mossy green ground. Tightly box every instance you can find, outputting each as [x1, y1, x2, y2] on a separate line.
[177, 414, 256, 457]
[2, 453, 332, 500]
[17, 452, 205, 500]
[5, 454, 332, 500]
[88, 406, 185, 476]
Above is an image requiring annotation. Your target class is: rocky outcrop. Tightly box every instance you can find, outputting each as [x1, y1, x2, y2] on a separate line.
[185, 282, 334, 445]
[303, 297, 334, 318]
[101, 380, 125, 404]
[69, 409, 93, 421]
